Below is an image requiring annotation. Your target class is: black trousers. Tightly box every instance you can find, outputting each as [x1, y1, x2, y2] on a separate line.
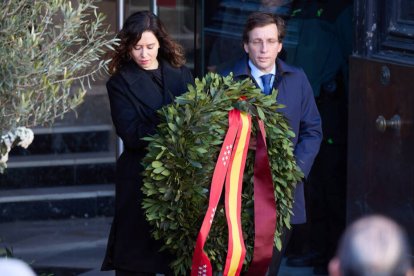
[308, 143, 347, 262]
[308, 81, 348, 263]
[267, 226, 293, 275]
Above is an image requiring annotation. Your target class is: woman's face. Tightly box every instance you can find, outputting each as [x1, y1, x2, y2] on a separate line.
[130, 31, 160, 70]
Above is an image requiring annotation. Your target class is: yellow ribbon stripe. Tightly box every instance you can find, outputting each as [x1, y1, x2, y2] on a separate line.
[226, 112, 251, 275]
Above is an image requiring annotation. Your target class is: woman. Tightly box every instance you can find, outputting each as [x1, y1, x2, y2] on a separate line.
[101, 11, 194, 276]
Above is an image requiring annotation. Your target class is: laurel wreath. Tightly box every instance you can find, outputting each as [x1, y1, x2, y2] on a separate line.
[141, 73, 303, 275]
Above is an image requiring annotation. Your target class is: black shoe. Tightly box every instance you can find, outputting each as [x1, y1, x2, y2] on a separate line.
[286, 251, 322, 267]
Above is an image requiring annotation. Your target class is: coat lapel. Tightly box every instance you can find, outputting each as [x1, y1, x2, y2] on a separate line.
[120, 60, 184, 111]
[161, 60, 186, 98]
[120, 60, 163, 111]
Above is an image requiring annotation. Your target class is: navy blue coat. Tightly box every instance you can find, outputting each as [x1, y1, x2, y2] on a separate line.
[221, 57, 322, 224]
[102, 59, 194, 273]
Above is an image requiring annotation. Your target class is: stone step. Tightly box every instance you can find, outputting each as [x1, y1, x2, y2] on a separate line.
[0, 152, 116, 189]
[33, 124, 113, 135]
[6, 151, 115, 168]
[0, 185, 115, 222]
[0, 217, 113, 274]
[10, 124, 114, 156]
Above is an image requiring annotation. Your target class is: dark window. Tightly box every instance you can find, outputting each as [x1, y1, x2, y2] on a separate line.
[375, 0, 414, 64]
[399, 0, 414, 21]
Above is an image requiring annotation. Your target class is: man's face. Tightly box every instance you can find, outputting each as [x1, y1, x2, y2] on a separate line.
[243, 23, 282, 73]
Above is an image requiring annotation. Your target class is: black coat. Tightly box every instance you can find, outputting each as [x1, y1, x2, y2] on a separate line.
[101, 59, 194, 274]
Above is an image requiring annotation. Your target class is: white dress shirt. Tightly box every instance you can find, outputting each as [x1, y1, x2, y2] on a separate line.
[248, 60, 276, 92]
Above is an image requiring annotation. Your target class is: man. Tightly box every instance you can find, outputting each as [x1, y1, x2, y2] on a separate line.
[329, 215, 414, 276]
[221, 12, 322, 274]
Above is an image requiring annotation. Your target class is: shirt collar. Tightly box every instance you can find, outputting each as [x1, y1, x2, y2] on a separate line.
[248, 60, 276, 79]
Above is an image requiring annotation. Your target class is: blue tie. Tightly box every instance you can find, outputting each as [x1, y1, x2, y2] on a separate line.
[260, 74, 273, 95]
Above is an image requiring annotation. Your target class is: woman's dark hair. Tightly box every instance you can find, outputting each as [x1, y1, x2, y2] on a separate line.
[242, 12, 286, 44]
[108, 11, 186, 74]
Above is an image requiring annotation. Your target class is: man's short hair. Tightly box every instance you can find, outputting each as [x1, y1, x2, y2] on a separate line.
[242, 12, 286, 44]
[338, 215, 412, 276]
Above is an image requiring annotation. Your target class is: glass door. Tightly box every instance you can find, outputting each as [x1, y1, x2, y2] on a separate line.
[126, 0, 197, 73]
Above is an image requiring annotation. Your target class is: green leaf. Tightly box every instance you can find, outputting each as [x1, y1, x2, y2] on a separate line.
[256, 106, 265, 121]
[275, 237, 282, 251]
[156, 149, 165, 160]
[151, 161, 163, 168]
[161, 169, 170, 176]
[195, 148, 208, 154]
[189, 160, 202, 168]
[153, 167, 165, 174]
[168, 123, 177, 132]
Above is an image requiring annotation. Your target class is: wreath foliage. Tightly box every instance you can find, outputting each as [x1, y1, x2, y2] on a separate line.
[142, 73, 303, 275]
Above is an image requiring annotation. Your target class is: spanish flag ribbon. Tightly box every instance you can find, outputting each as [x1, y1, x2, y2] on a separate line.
[191, 109, 276, 276]
[223, 110, 251, 276]
[191, 109, 242, 276]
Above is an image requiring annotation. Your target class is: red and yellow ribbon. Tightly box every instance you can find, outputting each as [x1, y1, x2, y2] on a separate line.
[191, 109, 276, 276]
[223, 111, 251, 276]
